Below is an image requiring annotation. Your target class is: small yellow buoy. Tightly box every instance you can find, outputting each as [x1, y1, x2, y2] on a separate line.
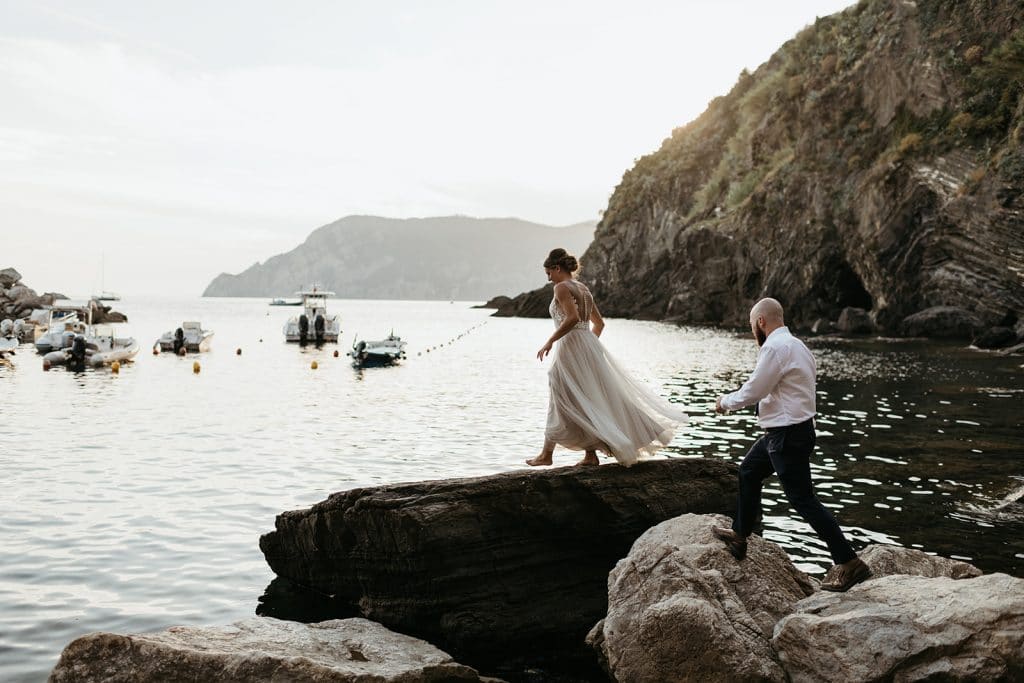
[111, 360, 120, 374]
[311, 360, 318, 370]
[193, 361, 201, 374]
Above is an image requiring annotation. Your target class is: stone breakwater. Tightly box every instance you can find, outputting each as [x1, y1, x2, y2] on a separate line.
[259, 459, 738, 675]
[0, 266, 127, 328]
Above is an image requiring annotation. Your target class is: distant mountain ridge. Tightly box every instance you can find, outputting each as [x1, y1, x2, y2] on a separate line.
[202, 215, 595, 300]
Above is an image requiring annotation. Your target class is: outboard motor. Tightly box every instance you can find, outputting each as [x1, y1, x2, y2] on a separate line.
[173, 327, 185, 355]
[69, 334, 88, 369]
[298, 314, 309, 345]
[314, 314, 325, 346]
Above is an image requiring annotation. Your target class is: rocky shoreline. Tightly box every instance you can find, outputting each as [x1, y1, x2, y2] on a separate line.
[0, 267, 128, 332]
[481, 294, 1024, 353]
[49, 463, 1024, 682]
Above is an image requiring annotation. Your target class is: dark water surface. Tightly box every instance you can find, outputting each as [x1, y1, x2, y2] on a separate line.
[1, 297, 1021, 681]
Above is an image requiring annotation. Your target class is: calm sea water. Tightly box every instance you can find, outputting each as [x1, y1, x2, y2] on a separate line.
[1, 296, 1021, 681]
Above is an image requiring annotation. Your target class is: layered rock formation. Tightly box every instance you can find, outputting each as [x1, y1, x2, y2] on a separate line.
[259, 459, 737, 675]
[203, 216, 594, 301]
[49, 617, 490, 683]
[498, 0, 1024, 344]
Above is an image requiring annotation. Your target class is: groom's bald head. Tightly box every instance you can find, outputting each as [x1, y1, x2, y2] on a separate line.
[749, 298, 784, 326]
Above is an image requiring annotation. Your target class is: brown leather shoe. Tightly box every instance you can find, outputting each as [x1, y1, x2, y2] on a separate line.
[821, 558, 872, 592]
[712, 527, 747, 561]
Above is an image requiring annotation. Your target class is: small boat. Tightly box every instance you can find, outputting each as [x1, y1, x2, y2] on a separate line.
[93, 291, 121, 302]
[283, 286, 341, 344]
[269, 298, 301, 306]
[34, 306, 87, 354]
[43, 323, 139, 368]
[349, 332, 407, 366]
[155, 322, 214, 354]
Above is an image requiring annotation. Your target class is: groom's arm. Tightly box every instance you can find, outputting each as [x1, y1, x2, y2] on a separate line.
[718, 347, 783, 412]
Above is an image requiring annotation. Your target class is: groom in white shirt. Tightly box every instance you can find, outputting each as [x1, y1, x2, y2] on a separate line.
[714, 298, 870, 592]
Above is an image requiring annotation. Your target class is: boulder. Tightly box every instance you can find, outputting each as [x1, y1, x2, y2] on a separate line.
[587, 513, 815, 683]
[259, 460, 737, 673]
[810, 317, 833, 335]
[49, 617, 489, 683]
[473, 295, 511, 310]
[6, 284, 33, 302]
[772, 573, 1024, 682]
[974, 325, 1017, 349]
[0, 267, 20, 288]
[836, 307, 874, 334]
[900, 306, 983, 339]
[858, 544, 981, 579]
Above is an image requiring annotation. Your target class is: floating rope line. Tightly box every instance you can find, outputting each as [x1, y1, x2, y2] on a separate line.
[413, 320, 489, 358]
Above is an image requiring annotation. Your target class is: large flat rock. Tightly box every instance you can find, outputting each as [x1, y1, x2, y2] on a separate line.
[49, 617, 488, 682]
[259, 459, 737, 671]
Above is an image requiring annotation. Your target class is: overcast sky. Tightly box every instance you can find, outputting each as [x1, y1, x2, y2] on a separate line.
[1, 1, 853, 296]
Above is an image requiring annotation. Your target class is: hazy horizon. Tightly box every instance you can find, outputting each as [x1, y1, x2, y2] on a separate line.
[2, 1, 853, 296]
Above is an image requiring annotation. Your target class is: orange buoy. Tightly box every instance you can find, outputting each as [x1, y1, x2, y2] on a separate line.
[311, 360, 318, 370]
[193, 361, 201, 374]
[236, 348, 242, 355]
[111, 361, 120, 374]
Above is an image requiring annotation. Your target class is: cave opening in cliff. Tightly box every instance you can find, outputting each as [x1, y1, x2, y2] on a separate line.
[821, 259, 873, 312]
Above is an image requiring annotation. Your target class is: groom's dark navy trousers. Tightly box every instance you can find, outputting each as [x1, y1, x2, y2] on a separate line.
[733, 418, 855, 564]
[719, 325, 856, 565]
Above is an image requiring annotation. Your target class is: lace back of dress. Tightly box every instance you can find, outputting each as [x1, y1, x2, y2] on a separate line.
[571, 283, 591, 330]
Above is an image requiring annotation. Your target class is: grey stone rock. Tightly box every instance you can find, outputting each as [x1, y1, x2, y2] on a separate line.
[772, 573, 1024, 682]
[810, 317, 833, 334]
[974, 325, 1016, 349]
[49, 617, 489, 682]
[836, 307, 874, 334]
[0, 267, 20, 288]
[6, 284, 33, 302]
[587, 513, 815, 683]
[900, 306, 984, 339]
[857, 544, 981, 579]
[259, 460, 737, 672]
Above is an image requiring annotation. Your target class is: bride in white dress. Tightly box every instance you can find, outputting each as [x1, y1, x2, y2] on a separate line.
[526, 248, 687, 467]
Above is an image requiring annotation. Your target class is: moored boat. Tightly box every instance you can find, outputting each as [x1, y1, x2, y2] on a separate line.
[283, 286, 341, 344]
[155, 322, 214, 354]
[349, 332, 407, 366]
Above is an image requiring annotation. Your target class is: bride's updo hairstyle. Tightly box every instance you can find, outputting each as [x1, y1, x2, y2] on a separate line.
[544, 248, 580, 277]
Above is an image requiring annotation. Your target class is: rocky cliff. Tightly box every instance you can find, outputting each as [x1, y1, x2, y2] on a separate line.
[501, 0, 1024, 341]
[203, 216, 594, 301]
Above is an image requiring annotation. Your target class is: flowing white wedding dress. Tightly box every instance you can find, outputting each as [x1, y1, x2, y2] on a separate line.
[545, 281, 687, 465]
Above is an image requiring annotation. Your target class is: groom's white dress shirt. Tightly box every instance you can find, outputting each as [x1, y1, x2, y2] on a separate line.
[720, 326, 816, 428]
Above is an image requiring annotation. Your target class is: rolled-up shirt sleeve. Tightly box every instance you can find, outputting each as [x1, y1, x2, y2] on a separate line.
[720, 347, 783, 411]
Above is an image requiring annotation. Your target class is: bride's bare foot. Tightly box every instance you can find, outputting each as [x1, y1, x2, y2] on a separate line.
[576, 451, 599, 466]
[526, 453, 553, 466]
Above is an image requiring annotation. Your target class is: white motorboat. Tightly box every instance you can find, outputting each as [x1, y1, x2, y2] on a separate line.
[43, 323, 139, 368]
[269, 298, 300, 306]
[283, 286, 341, 343]
[155, 321, 214, 354]
[349, 332, 407, 366]
[34, 305, 87, 354]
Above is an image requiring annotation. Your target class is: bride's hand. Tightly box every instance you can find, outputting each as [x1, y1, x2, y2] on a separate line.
[537, 341, 553, 361]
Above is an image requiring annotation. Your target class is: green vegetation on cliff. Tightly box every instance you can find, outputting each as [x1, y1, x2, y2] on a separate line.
[574, 0, 1023, 336]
